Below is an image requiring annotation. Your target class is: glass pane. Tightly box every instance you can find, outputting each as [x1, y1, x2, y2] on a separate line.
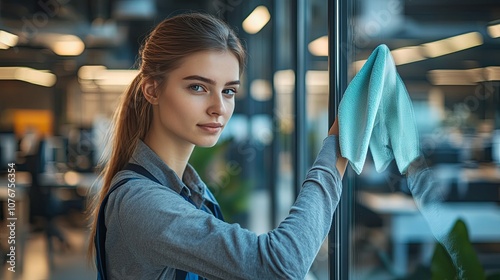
[270, 0, 332, 278]
[349, 0, 500, 279]
[307, 0, 330, 279]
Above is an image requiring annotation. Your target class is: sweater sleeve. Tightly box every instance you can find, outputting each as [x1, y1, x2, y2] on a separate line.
[107, 135, 342, 280]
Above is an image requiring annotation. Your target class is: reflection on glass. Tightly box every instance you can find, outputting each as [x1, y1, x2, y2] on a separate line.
[349, 0, 500, 279]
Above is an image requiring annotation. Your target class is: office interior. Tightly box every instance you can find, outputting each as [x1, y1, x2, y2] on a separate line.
[0, 0, 499, 279]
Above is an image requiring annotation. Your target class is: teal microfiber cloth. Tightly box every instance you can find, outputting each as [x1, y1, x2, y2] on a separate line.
[338, 44, 420, 175]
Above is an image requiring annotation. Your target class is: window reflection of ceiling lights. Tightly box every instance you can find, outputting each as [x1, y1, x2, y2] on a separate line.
[421, 32, 483, 58]
[273, 69, 330, 95]
[427, 67, 500, 85]
[351, 31, 484, 72]
[308, 36, 328, 56]
[390, 46, 426, 65]
[250, 79, 272, 101]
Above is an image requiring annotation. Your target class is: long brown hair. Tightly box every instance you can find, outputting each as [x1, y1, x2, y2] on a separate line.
[86, 12, 246, 263]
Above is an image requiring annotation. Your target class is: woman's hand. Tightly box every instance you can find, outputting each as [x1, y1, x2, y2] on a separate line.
[328, 117, 348, 178]
[328, 117, 339, 136]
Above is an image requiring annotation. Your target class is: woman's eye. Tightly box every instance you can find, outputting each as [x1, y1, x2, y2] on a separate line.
[189, 85, 205, 92]
[222, 88, 236, 97]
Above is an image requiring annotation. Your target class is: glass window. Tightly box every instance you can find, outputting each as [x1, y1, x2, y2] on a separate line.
[337, 0, 500, 279]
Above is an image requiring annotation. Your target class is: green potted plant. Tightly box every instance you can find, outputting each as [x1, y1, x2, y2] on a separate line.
[189, 138, 251, 226]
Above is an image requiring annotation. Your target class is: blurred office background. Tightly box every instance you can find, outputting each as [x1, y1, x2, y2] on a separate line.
[0, 0, 499, 279]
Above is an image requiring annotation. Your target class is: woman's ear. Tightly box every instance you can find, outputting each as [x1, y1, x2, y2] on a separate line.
[142, 79, 159, 105]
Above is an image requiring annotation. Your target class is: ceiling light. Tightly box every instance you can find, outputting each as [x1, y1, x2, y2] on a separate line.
[273, 69, 295, 95]
[306, 70, 329, 95]
[38, 34, 85, 56]
[487, 22, 500, 38]
[94, 69, 139, 86]
[250, 79, 272, 101]
[16, 68, 57, 87]
[0, 67, 56, 87]
[421, 32, 483, 58]
[306, 70, 329, 87]
[50, 35, 85, 56]
[308, 36, 328, 56]
[0, 30, 18, 49]
[78, 65, 107, 80]
[78, 65, 139, 89]
[243, 6, 271, 34]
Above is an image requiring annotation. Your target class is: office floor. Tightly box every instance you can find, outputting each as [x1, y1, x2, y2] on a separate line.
[1, 218, 95, 280]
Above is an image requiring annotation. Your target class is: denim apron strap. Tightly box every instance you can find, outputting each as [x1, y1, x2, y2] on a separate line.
[95, 177, 132, 280]
[95, 163, 223, 280]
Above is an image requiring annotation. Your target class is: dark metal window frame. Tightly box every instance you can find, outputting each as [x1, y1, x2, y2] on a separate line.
[270, 0, 354, 277]
[292, 0, 308, 196]
[328, 0, 354, 279]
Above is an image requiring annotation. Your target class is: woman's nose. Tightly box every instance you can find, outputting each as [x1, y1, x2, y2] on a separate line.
[207, 93, 226, 116]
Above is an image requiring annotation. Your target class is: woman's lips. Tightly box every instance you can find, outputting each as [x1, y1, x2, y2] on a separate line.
[197, 123, 222, 134]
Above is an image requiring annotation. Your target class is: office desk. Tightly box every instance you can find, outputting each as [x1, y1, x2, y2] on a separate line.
[39, 171, 101, 189]
[34, 171, 99, 269]
[1, 170, 100, 272]
[461, 164, 500, 183]
[433, 164, 500, 200]
[358, 191, 500, 276]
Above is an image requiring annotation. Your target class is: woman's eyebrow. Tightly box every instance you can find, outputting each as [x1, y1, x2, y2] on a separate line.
[225, 80, 240, 86]
[183, 75, 240, 86]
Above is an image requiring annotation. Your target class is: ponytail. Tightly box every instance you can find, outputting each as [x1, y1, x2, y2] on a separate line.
[86, 73, 152, 263]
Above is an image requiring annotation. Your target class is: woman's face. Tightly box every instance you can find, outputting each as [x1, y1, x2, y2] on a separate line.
[155, 50, 240, 147]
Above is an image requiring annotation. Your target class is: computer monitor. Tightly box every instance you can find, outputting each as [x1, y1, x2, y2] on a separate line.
[0, 133, 17, 170]
[41, 136, 68, 173]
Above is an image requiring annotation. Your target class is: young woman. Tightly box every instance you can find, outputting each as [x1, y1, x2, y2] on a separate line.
[87, 12, 347, 280]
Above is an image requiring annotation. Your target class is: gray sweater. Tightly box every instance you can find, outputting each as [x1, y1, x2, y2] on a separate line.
[104, 135, 342, 280]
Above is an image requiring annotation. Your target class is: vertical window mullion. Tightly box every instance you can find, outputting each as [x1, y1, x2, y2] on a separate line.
[328, 0, 354, 279]
[292, 0, 308, 197]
